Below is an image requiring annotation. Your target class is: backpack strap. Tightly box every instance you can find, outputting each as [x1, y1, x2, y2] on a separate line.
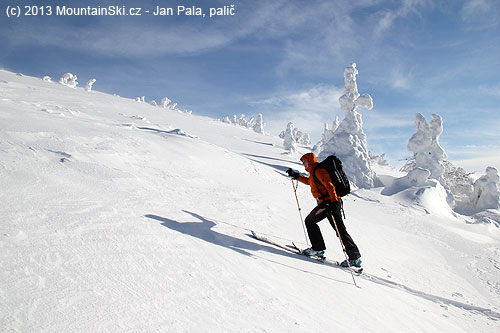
[312, 165, 331, 203]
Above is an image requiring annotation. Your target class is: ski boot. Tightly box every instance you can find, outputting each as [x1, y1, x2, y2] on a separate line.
[340, 258, 362, 268]
[302, 247, 325, 258]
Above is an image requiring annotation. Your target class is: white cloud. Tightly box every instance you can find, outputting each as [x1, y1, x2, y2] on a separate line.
[374, 0, 428, 37]
[250, 85, 343, 141]
[460, 0, 500, 29]
[461, 0, 493, 18]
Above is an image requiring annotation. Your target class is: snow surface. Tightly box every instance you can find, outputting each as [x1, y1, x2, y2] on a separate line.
[1, 70, 499, 332]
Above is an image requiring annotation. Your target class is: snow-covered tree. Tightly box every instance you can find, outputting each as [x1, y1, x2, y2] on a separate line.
[301, 133, 311, 146]
[283, 122, 297, 154]
[42, 76, 52, 82]
[161, 97, 171, 108]
[319, 63, 375, 189]
[470, 167, 500, 211]
[59, 73, 78, 88]
[406, 113, 447, 183]
[85, 79, 96, 92]
[442, 161, 474, 208]
[237, 114, 247, 127]
[253, 114, 265, 134]
[279, 124, 310, 146]
[369, 152, 389, 166]
[313, 119, 338, 154]
[222, 113, 265, 134]
[292, 128, 311, 146]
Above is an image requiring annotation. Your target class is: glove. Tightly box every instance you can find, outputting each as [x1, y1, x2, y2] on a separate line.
[325, 200, 339, 212]
[286, 168, 300, 179]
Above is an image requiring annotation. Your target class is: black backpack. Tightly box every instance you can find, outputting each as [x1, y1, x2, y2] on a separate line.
[312, 155, 351, 197]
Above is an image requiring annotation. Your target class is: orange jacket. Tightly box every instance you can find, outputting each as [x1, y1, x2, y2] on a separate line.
[298, 153, 339, 203]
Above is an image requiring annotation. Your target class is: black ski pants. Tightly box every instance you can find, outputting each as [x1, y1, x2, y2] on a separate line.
[304, 200, 361, 260]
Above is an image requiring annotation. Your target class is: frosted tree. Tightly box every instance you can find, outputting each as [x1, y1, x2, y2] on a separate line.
[301, 133, 311, 146]
[313, 119, 338, 154]
[293, 128, 311, 145]
[253, 114, 265, 134]
[407, 113, 447, 183]
[237, 114, 248, 127]
[247, 117, 256, 128]
[322, 118, 338, 144]
[85, 79, 96, 92]
[59, 73, 78, 88]
[161, 97, 171, 108]
[369, 151, 389, 166]
[319, 63, 375, 189]
[442, 161, 474, 208]
[283, 122, 297, 154]
[470, 167, 500, 211]
[59, 73, 71, 85]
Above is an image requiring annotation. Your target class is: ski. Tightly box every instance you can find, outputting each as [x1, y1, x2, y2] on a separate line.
[250, 231, 300, 255]
[250, 231, 363, 275]
[290, 242, 363, 274]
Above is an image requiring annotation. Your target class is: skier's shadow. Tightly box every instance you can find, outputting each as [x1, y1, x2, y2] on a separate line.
[145, 210, 286, 257]
[145, 210, 352, 285]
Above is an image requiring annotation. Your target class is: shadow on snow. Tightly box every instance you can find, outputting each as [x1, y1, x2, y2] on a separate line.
[144, 210, 351, 285]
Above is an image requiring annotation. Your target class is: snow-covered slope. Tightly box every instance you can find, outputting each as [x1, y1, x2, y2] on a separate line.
[1, 70, 499, 332]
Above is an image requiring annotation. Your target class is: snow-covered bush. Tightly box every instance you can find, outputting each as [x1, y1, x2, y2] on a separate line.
[59, 73, 78, 88]
[85, 79, 96, 92]
[42, 76, 52, 82]
[318, 63, 376, 189]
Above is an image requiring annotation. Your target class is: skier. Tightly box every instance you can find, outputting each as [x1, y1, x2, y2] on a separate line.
[287, 152, 362, 267]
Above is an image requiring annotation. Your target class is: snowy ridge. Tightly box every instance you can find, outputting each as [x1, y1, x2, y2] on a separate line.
[1, 70, 499, 332]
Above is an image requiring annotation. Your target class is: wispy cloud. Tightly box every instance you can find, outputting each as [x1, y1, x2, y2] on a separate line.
[4, 1, 290, 58]
[373, 0, 428, 37]
[249, 85, 343, 140]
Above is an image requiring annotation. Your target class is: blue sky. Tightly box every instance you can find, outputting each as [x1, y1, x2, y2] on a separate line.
[1, 0, 499, 171]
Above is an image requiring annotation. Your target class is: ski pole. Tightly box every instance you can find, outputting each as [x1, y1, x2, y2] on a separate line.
[328, 205, 358, 287]
[291, 178, 310, 247]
